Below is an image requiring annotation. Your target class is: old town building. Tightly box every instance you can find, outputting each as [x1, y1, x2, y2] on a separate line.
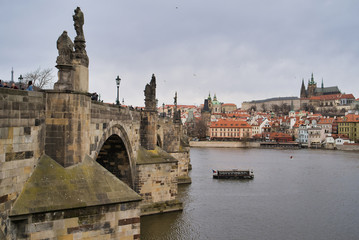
[337, 113, 359, 142]
[209, 119, 252, 140]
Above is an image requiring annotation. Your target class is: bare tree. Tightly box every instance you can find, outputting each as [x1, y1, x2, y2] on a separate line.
[261, 103, 267, 112]
[271, 104, 280, 113]
[194, 118, 208, 140]
[24, 67, 54, 89]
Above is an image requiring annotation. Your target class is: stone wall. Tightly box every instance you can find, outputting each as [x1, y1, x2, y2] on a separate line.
[89, 102, 141, 156]
[170, 151, 191, 184]
[140, 111, 157, 150]
[136, 162, 181, 215]
[158, 117, 191, 184]
[45, 91, 91, 167]
[158, 118, 181, 153]
[11, 202, 140, 240]
[0, 88, 46, 237]
[336, 143, 359, 151]
[89, 102, 141, 188]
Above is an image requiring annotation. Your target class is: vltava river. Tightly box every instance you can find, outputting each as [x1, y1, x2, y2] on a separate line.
[141, 148, 359, 240]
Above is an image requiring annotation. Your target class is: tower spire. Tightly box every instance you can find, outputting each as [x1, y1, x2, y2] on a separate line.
[11, 67, 14, 83]
[321, 78, 324, 88]
[300, 78, 307, 98]
[310, 73, 316, 84]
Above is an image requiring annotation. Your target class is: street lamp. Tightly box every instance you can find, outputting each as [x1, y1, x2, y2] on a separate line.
[115, 75, 121, 105]
[18, 75, 23, 90]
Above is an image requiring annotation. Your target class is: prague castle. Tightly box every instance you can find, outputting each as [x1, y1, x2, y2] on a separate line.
[300, 73, 341, 98]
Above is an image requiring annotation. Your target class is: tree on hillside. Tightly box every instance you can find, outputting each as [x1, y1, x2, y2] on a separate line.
[261, 103, 267, 112]
[271, 104, 280, 113]
[194, 118, 208, 140]
[280, 103, 291, 115]
[24, 67, 54, 89]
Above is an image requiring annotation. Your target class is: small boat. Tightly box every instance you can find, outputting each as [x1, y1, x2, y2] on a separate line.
[212, 169, 254, 179]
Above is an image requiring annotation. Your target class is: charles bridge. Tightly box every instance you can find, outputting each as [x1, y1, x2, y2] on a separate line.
[0, 7, 191, 239]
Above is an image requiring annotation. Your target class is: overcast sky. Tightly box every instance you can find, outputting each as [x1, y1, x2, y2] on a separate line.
[1, 1, 359, 107]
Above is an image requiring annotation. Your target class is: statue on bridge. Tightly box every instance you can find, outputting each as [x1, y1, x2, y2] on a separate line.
[73, 7, 89, 67]
[73, 7, 85, 41]
[54, 7, 89, 91]
[144, 74, 157, 111]
[56, 31, 74, 65]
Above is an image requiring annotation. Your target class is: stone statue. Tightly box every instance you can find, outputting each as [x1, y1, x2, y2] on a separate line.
[56, 31, 74, 65]
[144, 74, 157, 111]
[73, 7, 84, 40]
[174, 92, 177, 107]
[72, 7, 89, 67]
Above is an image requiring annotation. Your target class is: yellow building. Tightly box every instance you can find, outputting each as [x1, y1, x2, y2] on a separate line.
[337, 114, 359, 142]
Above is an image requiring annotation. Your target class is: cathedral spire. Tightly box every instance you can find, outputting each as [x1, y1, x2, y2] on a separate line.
[321, 78, 324, 88]
[310, 73, 316, 84]
[300, 79, 307, 98]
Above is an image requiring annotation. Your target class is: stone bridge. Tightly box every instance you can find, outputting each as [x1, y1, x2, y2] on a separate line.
[0, 7, 190, 240]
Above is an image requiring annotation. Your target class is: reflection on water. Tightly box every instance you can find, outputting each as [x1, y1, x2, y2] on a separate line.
[141, 148, 359, 240]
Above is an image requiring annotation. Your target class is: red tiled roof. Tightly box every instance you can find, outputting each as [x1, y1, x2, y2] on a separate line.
[309, 93, 355, 101]
[337, 114, 359, 122]
[318, 118, 334, 125]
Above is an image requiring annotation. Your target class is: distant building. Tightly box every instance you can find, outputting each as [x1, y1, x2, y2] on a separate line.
[337, 113, 359, 142]
[221, 103, 237, 113]
[307, 126, 326, 147]
[202, 93, 237, 114]
[209, 119, 252, 140]
[300, 73, 341, 98]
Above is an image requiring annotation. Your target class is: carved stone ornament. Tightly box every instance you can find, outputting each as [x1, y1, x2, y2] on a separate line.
[73, 7, 85, 41]
[56, 31, 74, 66]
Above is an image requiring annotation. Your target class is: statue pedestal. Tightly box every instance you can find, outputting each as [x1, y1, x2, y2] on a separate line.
[72, 59, 89, 92]
[54, 64, 74, 91]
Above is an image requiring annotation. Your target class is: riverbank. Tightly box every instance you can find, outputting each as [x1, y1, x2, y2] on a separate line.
[189, 141, 260, 148]
[189, 141, 359, 151]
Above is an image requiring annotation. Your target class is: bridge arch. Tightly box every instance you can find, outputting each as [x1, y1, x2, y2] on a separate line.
[94, 124, 136, 189]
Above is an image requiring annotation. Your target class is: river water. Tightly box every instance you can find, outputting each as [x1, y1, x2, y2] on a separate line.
[141, 148, 359, 240]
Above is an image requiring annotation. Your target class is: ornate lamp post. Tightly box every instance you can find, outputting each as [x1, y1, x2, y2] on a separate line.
[115, 75, 121, 105]
[18, 75, 23, 90]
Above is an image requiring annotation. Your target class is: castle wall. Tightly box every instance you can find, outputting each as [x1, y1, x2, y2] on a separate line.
[242, 99, 301, 111]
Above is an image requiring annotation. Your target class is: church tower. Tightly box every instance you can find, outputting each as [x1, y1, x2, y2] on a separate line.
[300, 79, 307, 98]
[207, 93, 213, 111]
[307, 73, 317, 98]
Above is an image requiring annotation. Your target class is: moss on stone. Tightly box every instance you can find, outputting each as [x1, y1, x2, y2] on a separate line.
[136, 146, 178, 165]
[10, 154, 141, 217]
